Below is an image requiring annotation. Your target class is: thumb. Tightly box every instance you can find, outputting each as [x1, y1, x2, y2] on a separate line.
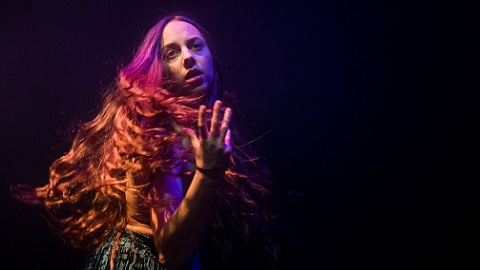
[182, 127, 199, 146]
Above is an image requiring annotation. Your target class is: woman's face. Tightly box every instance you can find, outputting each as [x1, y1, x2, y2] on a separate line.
[161, 20, 214, 97]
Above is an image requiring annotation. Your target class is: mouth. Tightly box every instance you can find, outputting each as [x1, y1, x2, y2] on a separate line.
[185, 69, 203, 83]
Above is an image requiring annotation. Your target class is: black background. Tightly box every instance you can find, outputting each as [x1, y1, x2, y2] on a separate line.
[1, 0, 472, 269]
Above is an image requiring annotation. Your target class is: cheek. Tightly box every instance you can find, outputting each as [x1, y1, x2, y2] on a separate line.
[202, 57, 214, 80]
[167, 64, 183, 80]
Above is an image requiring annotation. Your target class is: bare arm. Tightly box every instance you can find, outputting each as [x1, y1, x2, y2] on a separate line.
[151, 100, 232, 270]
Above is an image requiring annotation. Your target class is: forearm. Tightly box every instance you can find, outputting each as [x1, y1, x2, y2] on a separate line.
[151, 170, 221, 269]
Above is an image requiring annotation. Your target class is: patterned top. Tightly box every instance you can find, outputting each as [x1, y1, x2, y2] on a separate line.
[84, 229, 167, 270]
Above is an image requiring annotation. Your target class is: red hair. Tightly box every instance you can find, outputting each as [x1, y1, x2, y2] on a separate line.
[12, 14, 282, 267]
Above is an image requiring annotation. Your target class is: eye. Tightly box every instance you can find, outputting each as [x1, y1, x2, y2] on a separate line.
[191, 42, 203, 52]
[163, 49, 179, 61]
[187, 37, 206, 53]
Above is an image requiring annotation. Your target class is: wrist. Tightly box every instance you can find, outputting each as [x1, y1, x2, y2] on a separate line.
[195, 166, 227, 179]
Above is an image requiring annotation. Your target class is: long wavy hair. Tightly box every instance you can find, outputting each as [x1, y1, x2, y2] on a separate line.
[11, 14, 281, 267]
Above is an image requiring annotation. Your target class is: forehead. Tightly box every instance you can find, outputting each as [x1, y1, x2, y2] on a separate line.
[162, 20, 204, 46]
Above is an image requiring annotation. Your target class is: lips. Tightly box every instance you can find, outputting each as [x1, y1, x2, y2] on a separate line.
[185, 69, 202, 81]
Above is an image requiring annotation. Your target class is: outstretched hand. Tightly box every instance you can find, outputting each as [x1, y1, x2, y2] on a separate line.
[183, 100, 232, 171]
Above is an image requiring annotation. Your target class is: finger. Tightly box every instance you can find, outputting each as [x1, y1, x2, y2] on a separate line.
[197, 105, 208, 140]
[219, 107, 232, 142]
[224, 129, 232, 151]
[210, 100, 222, 137]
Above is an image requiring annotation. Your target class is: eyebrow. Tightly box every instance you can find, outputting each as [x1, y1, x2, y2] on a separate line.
[162, 35, 205, 48]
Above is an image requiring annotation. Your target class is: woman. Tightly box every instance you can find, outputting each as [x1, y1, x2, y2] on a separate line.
[12, 13, 283, 270]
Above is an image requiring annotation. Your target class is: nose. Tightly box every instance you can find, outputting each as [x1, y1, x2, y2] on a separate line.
[182, 49, 196, 69]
